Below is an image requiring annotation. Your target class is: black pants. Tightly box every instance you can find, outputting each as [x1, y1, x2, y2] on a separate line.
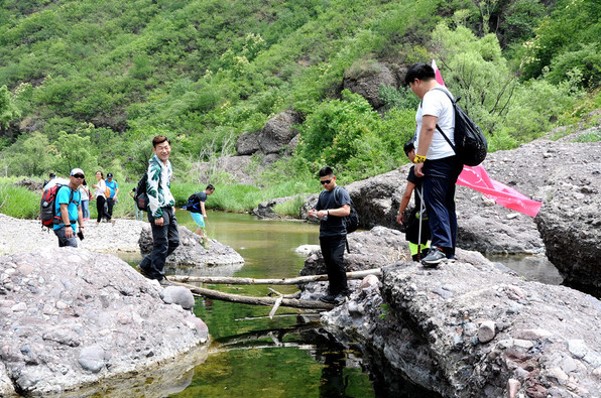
[140, 207, 180, 280]
[96, 196, 111, 222]
[106, 197, 115, 217]
[422, 156, 463, 257]
[319, 235, 348, 296]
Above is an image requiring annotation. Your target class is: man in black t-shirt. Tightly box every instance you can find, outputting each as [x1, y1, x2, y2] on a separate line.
[308, 166, 351, 305]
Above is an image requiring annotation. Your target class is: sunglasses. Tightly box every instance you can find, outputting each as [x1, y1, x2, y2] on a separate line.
[73, 174, 85, 179]
[320, 179, 331, 185]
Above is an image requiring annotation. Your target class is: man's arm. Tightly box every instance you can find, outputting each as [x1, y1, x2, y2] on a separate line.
[59, 203, 74, 238]
[397, 181, 416, 225]
[327, 204, 350, 217]
[200, 201, 207, 218]
[414, 115, 438, 177]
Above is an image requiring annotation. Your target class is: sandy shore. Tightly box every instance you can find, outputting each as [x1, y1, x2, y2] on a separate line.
[0, 213, 146, 256]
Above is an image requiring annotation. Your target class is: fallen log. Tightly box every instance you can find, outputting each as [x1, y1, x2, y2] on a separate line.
[168, 268, 382, 285]
[173, 281, 336, 310]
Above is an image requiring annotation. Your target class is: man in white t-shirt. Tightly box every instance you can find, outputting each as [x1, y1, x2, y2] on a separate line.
[404, 63, 463, 267]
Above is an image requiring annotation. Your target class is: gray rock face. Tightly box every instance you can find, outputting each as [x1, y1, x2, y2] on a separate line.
[300, 226, 408, 277]
[139, 225, 244, 276]
[235, 110, 302, 157]
[236, 131, 261, 155]
[532, 136, 601, 291]
[0, 248, 209, 397]
[343, 61, 397, 110]
[257, 109, 302, 155]
[313, 233, 601, 396]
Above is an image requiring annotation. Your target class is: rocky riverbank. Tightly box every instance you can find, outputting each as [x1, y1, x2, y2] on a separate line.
[0, 214, 144, 256]
[299, 227, 601, 397]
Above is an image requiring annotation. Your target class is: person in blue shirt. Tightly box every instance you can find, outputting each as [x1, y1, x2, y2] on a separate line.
[54, 168, 86, 247]
[105, 172, 119, 219]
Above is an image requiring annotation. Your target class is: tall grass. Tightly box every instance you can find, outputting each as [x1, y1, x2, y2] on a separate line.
[0, 181, 41, 219]
[1, 175, 320, 220]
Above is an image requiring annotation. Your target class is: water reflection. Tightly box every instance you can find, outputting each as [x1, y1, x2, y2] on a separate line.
[486, 253, 563, 285]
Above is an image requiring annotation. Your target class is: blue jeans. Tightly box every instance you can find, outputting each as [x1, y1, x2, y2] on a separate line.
[54, 226, 78, 248]
[422, 156, 463, 257]
[81, 200, 90, 219]
[319, 235, 348, 296]
[140, 207, 180, 280]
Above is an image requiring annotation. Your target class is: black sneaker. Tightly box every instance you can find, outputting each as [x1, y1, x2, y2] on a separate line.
[421, 248, 446, 268]
[319, 294, 337, 304]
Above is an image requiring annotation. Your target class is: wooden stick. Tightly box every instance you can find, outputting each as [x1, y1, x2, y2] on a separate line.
[174, 281, 335, 310]
[169, 268, 381, 285]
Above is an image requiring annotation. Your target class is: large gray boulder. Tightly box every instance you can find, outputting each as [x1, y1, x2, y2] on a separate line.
[0, 248, 208, 397]
[257, 109, 302, 154]
[343, 60, 397, 110]
[533, 134, 601, 291]
[235, 110, 302, 157]
[139, 225, 244, 276]
[313, 234, 601, 397]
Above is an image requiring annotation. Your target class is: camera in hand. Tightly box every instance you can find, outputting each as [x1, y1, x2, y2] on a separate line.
[77, 230, 84, 240]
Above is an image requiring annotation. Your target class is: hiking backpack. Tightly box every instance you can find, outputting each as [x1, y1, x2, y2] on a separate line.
[433, 87, 488, 166]
[184, 194, 202, 212]
[133, 171, 149, 211]
[334, 186, 359, 233]
[40, 184, 72, 228]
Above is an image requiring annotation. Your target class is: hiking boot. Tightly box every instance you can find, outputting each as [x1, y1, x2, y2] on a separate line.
[446, 255, 457, 264]
[138, 265, 152, 279]
[421, 248, 446, 268]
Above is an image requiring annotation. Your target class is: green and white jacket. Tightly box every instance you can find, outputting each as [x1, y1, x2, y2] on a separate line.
[147, 154, 175, 218]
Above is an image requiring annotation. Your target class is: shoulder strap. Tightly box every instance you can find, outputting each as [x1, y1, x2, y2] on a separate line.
[430, 87, 457, 154]
[58, 185, 75, 203]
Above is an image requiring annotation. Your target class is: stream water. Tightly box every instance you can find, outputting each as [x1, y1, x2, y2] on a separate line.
[124, 210, 563, 398]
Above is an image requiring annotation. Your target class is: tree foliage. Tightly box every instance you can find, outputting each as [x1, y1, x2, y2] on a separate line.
[0, 0, 597, 189]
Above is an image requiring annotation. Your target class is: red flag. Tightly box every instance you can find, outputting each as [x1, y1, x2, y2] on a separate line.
[431, 59, 446, 86]
[458, 166, 542, 217]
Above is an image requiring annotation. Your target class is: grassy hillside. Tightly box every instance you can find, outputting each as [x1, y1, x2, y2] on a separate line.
[0, 0, 600, 201]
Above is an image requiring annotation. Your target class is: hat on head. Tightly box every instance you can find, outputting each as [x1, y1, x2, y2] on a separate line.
[107, 173, 113, 178]
[70, 168, 85, 177]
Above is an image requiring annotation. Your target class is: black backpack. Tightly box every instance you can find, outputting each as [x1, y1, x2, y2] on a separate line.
[184, 194, 201, 212]
[133, 171, 149, 211]
[433, 87, 488, 166]
[334, 186, 359, 233]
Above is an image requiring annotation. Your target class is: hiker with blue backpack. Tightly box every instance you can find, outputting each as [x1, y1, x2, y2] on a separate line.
[183, 184, 215, 243]
[405, 63, 463, 267]
[53, 168, 86, 247]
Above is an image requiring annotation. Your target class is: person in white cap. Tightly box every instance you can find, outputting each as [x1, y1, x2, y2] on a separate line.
[54, 168, 86, 247]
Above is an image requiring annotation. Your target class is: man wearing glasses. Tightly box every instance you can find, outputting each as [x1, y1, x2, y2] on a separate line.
[308, 166, 351, 305]
[54, 168, 86, 247]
